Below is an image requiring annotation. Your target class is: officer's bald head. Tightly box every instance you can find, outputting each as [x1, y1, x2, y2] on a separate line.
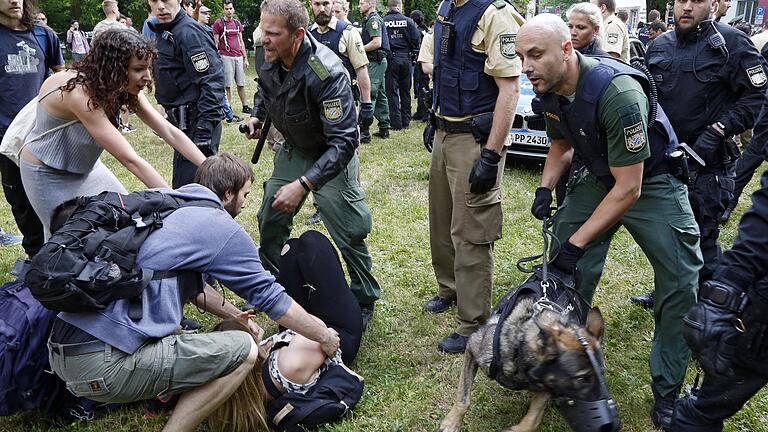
[518, 14, 571, 45]
[516, 14, 577, 96]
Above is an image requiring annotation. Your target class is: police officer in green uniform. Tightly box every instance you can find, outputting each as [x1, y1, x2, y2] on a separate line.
[359, 0, 391, 141]
[245, 0, 381, 328]
[517, 15, 702, 431]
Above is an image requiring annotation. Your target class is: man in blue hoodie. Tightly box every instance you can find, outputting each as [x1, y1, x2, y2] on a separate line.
[46, 153, 340, 432]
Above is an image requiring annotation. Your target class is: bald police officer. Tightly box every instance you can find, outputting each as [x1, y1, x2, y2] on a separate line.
[383, 0, 421, 130]
[518, 14, 702, 430]
[246, 0, 381, 329]
[421, 0, 523, 354]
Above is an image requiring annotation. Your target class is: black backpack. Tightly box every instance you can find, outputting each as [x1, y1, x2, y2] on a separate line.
[22, 190, 217, 318]
[266, 364, 364, 431]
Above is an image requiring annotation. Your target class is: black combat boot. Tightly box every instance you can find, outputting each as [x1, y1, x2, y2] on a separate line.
[651, 384, 680, 431]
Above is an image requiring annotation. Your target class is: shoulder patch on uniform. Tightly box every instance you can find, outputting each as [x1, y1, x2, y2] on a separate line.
[500, 34, 516, 59]
[607, 33, 619, 45]
[747, 64, 767, 87]
[190, 51, 210, 72]
[623, 121, 646, 153]
[355, 40, 364, 54]
[323, 98, 344, 121]
[308, 55, 330, 81]
[372, 20, 379, 30]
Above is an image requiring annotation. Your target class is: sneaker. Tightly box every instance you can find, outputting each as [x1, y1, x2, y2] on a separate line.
[651, 386, 678, 431]
[373, 128, 390, 139]
[144, 393, 179, 418]
[630, 291, 655, 309]
[360, 302, 375, 331]
[0, 229, 23, 246]
[305, 210, 322, 225]
[180, 317, 201, 333]
[121, 124, 137, 134]
[226, 115, 243, 124]
[423, 295, 456, 314]
[437, 332, 468, 354]
[242, 105, 252, 114]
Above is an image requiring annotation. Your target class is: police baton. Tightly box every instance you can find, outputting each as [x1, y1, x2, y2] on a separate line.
[240, 116, 272, 164]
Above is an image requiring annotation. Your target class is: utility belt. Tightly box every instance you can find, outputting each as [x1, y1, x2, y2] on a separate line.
[431, 112, 494, 145]
[165, 104, 199, 132]
[366, 49, 388, 63]
[390, 51, 411, 58]
[351, 79, 361, 103]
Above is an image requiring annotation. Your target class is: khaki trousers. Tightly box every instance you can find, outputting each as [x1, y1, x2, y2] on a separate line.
[428, 129, 506, 336]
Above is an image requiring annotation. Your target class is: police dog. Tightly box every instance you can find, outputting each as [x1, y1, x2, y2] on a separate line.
[437, 288, 616, 432]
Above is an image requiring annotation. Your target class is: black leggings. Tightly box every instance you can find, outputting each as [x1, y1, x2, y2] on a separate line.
[277, 230, 363, 365]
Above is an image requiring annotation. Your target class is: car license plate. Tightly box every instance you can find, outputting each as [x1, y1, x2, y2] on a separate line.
[510, 131, 549, 146]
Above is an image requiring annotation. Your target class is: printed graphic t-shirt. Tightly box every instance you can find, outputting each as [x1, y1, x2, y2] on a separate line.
[0, 25, 46, 132]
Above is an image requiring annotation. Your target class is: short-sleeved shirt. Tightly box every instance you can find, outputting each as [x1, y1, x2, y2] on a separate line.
[545, 53, 650, 167]
[212, 17, 244, 57]
[310, 17, 369, 70]
[0, 25, 46, 132]
[417, 30, 434, 64]
[364, 13, 384, 39]
[601, 14, 629, 62]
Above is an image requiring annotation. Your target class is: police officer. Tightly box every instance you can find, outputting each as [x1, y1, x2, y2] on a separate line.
[383, 0, 420, 130]
[150, 0, 224, 188]
[639, 0, 768, 310]
[517, 14, 702, 431]
[359, 0, 391, 141]
[674, 171, 768, 431]
[309, 0, 374, 128]
[421, 0, 522, 354]
[245, 0, 381, 329]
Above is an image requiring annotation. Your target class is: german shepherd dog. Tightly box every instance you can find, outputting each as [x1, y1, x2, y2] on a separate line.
[437, 271, 619, 432]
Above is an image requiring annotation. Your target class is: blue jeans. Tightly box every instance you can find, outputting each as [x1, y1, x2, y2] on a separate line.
[222, 95, 235, 121]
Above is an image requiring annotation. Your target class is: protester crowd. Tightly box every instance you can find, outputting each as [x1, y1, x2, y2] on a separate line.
[2, 0, 768, 431]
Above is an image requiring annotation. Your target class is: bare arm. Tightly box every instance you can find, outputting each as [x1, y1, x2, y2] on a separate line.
[135, 92, 206, 166]
[192, 284, 265, 340]
[421, 62, 433, 75]
[539, 138, 574, 190]
[485, 75, 520, 153]
[364, 35, 381, 52]
[274, 301, 340, 357]
[238, 30, 249, 68]
[568, 163, 643, 248]
[355, 65, 371, 103]
[68, 89, 170, 189]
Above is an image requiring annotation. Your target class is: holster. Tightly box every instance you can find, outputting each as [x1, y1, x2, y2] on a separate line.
[470, 112, 494, 145]
[724, 136, 741, 164]
[166, 104, 199, 133]
[366, 50, 385, 62]
[351, 80, 361, 103]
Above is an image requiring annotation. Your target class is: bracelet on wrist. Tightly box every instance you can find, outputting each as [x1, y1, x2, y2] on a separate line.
[298, 177, 311, 192]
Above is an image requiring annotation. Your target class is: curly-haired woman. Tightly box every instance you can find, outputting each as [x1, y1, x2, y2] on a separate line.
[20, 28, 206, 238]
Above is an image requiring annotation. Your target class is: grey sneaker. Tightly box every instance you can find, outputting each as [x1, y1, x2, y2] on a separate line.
[0, 229, 23, 246]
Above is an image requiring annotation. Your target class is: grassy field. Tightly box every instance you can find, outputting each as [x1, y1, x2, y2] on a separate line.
[1, 66, 767, 432]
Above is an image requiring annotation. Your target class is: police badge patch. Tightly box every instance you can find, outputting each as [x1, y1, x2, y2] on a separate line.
[500, 34, 516, 59]
[323, 99, 344, 121]
[747, 65, 767, 87]
[607, 33, 619, 45]
[624, 121, 646, 152]
[190, 52, 210, 72]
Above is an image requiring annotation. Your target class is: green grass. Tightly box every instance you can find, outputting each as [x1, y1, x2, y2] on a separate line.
[1, 64, 767, 432]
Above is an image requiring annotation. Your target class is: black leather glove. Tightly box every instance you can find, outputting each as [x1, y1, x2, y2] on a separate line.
[531, 187, 553, 220]
[468, 148, 501, 194]
[194, 127, 215, 156]
[358, 102, 374, 128]
[551, 240, 584, 275]
[683, 280, 745, 378]
[530, 96, 543, 115]
[693, 125, 725, 156]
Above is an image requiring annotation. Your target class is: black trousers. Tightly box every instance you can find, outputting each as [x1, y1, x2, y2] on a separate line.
[277, 230, 363, 365]
[170, 121, 222, 189]
[0, 150, 44, 257]
[730, 137, 768, 212]
[690, 170, 731, 283]
[385, 53, 413, 130]
[673, 366, 768, 431]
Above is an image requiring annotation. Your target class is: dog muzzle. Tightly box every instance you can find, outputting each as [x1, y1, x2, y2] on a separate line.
[552, 396, 621, 432]
[552, 333, 621, 432]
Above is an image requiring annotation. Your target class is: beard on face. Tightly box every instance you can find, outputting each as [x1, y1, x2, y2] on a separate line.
[315, 12, 331, 26]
